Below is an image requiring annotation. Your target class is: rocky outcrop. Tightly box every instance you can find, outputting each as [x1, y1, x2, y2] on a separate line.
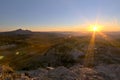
[70, 65, 105, 80]
[26, 68, 48, 78]
[0, 64, 120, 80]
[41, 65, 105, 80]
[42, 66, 78, 80]
[95, 64, 120, 80]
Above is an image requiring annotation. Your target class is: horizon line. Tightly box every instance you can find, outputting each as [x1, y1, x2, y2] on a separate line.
[0, 28, 120, 33]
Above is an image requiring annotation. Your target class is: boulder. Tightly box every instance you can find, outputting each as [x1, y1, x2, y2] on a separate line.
[95, 64, 120, 80]
[42, 66, 78, 80]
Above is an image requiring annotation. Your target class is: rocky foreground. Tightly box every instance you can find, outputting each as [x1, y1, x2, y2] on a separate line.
[0, 64, 120, 80]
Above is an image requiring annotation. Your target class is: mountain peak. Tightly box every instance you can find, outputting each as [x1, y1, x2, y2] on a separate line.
[12, 29, 32, 34]
[16, 28, 23, 31]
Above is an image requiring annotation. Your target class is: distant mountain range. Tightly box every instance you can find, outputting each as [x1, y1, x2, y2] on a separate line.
[0, 29, 32, 34]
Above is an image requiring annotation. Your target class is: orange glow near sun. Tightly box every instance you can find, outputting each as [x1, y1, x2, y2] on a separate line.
[88, 24, 102, 32]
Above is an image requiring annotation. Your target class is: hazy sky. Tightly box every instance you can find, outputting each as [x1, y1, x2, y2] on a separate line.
[0, 0, 120, 31]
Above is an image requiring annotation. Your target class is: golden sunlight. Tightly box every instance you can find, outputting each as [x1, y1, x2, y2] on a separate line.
[93, 26, 98, 31]
[88, 25, 102, 32]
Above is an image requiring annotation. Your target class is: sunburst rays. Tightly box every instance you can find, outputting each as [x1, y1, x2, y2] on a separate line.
[84, 27, 120, 67]
[84, 31, 96, 67]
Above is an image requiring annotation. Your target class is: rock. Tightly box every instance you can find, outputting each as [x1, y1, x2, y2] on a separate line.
[26, 68, 48, 78]
[42, 66, 78, 80]
[46, 67, 54, 70]
[70, 64, 105, 80]
[95, 64, 120, 80]
[0, 64, 119, 80]
[41, 65, 105, 80]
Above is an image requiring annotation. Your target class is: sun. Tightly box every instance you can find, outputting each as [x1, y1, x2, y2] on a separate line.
[88, 25, 102, 32]
[93, 26, 98, 31]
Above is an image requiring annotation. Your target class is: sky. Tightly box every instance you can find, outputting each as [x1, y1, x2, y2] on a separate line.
[0, 0, 120, 31]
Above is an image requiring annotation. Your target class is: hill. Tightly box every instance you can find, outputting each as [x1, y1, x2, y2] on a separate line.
[0, 30, 120, 79]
